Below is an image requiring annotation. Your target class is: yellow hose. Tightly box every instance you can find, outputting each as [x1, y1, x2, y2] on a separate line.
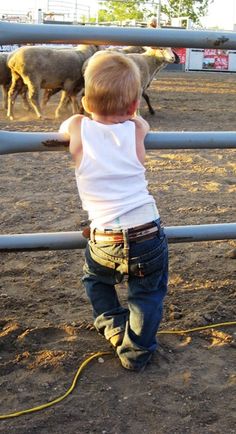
[0, 321, 235, 420]
[157, 320, 236, 334]
[0, 351, 111, 420]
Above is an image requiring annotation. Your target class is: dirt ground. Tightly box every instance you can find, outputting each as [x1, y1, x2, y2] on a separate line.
[0, 71, 235, 434]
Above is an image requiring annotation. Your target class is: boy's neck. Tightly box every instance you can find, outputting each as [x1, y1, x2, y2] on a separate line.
[91, 113, 132, 124]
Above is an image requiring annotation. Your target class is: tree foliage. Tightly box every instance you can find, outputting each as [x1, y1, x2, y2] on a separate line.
[98, 1, 154, 23]
[98, 0, 213, 24]
[162, 0, 213, 24]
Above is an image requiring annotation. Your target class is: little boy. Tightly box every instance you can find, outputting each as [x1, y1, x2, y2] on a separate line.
[59, 51, 168, 372]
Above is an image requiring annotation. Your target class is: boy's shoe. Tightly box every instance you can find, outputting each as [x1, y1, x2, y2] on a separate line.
[119, 353, 153, 372]
[109, 332, 124, 349]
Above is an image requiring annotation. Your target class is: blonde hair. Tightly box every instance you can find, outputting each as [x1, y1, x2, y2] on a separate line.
[84, 51, 141, 116]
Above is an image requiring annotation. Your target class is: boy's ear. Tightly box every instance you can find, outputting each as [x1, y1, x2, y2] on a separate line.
[127, 99, 140, 115]
[82, 96, 91, 114]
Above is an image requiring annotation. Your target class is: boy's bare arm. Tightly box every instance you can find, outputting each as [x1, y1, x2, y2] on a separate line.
[59, 115, 83, 162]
[132, 116, 150, 165]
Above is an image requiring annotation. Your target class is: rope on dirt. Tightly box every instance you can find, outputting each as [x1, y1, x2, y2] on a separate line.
[0, 321, 235, 420]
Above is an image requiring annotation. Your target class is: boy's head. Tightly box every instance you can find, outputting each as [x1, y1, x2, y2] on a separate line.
[83, 51, 141, 116]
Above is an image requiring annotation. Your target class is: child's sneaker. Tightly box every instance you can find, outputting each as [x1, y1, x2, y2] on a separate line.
[119, 353, 153, 372]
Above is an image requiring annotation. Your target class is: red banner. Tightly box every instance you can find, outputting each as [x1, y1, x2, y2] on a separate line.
[173, 47, 186, 64]
[202, 49, 229, 70]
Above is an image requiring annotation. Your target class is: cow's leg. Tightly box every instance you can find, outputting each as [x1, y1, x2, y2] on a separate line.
[55, 91, 71, 118]
[42, 89, 51, 108]
[78, 89, 85, 114]
[142, 91, 155, 115]
[7, 72, 22, 120]
[2, 84, 9, 110]
[20, 83, 32, 112]
[24, 78, 42, 118]
[70, 95, 79, 115]
[42, 88, 62, 108]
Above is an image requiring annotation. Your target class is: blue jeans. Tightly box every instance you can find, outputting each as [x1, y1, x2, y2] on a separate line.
[82, 220, 168, 370]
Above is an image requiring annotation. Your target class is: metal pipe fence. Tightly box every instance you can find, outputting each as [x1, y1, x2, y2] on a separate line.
[1, 21, 236, 49]
[1, 224, 236, 252]
[1, 131, 236, 155]
[0, 22, 235, 251]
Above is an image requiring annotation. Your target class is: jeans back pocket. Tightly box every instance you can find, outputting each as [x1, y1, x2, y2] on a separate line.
[129, 240, 168, 277]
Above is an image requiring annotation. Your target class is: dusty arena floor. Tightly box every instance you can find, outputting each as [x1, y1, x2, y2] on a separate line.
[0, 71, 235, 434]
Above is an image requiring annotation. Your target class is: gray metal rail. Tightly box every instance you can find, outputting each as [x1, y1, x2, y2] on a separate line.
[1, 131, 236, 155]
[1, 22, 235, 252]
[0, 21, 236, 49]
[0, 224, 236, 251]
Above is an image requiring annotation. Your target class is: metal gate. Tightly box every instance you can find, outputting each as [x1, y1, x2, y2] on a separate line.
[0, 21, 235, 251]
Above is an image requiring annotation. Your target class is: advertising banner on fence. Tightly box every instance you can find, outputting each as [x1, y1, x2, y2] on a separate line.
[202, 49, 229, 70]
[173, 47, 186, 64]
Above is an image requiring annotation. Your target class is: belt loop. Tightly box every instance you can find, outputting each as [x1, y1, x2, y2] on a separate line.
[122, 229, 129, 275]
[154, 218, 161, 231]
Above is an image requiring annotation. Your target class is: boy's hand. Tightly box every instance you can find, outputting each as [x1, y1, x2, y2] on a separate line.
[59, 114, 83, 135]
[59, 115, 84, 164]
[131, 115, 150, 165]
[130, 115, 150, 136]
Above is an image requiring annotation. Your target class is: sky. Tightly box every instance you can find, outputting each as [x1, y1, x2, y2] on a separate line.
[202, 0, 236, 30]
[0, 0, 236, 30]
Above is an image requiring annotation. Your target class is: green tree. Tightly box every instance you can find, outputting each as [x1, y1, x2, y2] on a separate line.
[162, 0, 213, 24]
[97, 0, 213, 25]
[98, 1, 154, 23]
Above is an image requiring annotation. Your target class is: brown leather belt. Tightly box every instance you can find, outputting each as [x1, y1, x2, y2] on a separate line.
[90, 221, 159, 243]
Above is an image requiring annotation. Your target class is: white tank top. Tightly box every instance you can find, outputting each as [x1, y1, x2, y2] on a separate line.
[75, 117, 158, 227]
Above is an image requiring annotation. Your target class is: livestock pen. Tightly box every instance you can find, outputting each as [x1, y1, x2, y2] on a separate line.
[0, 22, 235, 434]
